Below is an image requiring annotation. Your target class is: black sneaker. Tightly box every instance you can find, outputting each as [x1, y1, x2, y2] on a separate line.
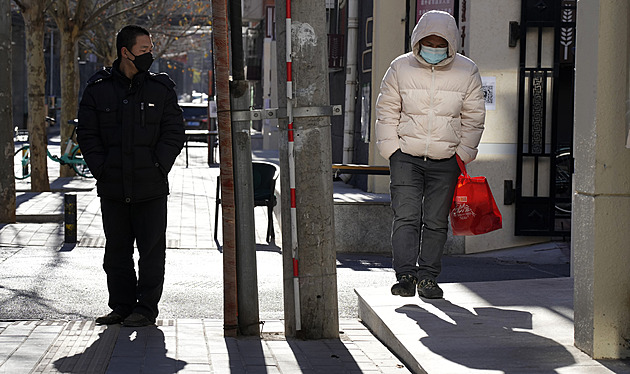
[95, 312, 124, 325]
[417, 278, 443, 299]
[391, 274, 417, 297]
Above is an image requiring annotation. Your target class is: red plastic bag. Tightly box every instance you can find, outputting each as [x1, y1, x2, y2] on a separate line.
[450, 156, 502, 236]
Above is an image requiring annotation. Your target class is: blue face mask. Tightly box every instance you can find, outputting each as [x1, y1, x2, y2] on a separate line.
[420, 45, 448, 64]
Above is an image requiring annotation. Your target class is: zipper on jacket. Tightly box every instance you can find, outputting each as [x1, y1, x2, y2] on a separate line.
[425, 65, 436, 161]
[141, 102, 146, 128]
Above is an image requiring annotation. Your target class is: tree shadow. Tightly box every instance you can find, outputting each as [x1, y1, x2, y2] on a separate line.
[53, 325, 187, 373]
[222, 333, 366, 372]
[286, 337, 365, 372]
[225, 335, 267, 372]
[396, 299, 576, 373]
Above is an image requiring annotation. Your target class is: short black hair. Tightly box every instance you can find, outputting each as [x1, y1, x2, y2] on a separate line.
[116, 25, 150, 59]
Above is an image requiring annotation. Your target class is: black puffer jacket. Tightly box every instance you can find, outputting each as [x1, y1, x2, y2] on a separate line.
[77, 60, 185, 203]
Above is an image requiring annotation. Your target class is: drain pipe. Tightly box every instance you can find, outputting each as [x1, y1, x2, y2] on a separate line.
[341, 0, 359, 178]
[286, 0, 301, 332]
[211, 0, 238, 338]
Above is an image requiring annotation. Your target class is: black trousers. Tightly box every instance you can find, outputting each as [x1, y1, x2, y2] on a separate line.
[100, 196, 168, 322]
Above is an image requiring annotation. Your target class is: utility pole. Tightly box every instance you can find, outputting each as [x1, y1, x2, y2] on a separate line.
[0, 0, 16, 223]
[276, 0, 339, 339]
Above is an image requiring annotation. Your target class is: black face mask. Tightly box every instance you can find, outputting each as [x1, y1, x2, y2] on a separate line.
[128, 51, 154, 72]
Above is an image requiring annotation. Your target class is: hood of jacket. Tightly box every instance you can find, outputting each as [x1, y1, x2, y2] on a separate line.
[411, 10, 459, 67]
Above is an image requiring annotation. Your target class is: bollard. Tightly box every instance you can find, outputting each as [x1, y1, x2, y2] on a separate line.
[64, 194, 77, 243]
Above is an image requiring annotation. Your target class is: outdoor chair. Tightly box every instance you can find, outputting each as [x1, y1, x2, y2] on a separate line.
[214, 161, 279, 244]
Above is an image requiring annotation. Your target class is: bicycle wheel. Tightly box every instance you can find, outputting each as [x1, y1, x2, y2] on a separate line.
[554, 148, 572, 216]
[70, 146, 93, 178]
[14, 145, 31, 179]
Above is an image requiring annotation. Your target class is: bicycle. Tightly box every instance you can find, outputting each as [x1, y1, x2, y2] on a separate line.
[14, 119, 93, 179]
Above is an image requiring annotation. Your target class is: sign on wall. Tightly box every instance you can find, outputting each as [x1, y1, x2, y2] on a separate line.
[481, 76, 496, 111]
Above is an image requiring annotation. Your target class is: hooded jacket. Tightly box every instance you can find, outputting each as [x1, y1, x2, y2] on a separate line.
[375, 10, 485, 164]
[77, 59, 185, 203]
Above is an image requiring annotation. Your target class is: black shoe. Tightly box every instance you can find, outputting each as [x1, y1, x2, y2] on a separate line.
[123, 313, 154, 327]
[417, 278, 443, 299]
[391, 274, 417, 297]
[96, 312, 124, 325]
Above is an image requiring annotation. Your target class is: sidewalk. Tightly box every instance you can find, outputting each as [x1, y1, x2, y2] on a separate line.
[2, 145, 409, 373]
[357, 276, 630, 373]
[0, 319, 407, 373]
[3, 144, 630, 373]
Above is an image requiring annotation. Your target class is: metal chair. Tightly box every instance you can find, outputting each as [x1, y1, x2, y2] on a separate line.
[214, 161, 279, 244]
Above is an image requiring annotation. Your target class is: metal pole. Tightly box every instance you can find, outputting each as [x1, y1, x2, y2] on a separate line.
[342, 0, 359, 168]
[211, 0, 238, 338]
[285, 0, 302, 333]
[64, 194, 77, 243]
[49, 29, 54, 99]
[230, 0, 260, 337]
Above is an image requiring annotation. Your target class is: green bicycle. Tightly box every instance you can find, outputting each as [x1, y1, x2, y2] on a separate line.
[14, 119, 93, 179]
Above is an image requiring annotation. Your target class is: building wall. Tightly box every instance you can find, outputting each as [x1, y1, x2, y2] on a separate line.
[463, 0, 550, 253]
[368, 0, 407, 194]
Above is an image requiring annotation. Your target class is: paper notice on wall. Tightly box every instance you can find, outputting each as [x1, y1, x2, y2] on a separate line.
[481, 76, 496, 111]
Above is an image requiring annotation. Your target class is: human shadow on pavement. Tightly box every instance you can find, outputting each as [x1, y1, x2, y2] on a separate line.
[53, 325, 187, 373]
[396, 300, 576, 373]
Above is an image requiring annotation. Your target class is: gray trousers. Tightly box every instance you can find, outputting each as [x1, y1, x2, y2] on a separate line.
[389, 150, 460, 280]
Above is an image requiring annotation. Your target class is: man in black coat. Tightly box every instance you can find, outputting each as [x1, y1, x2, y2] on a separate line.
[77, 25, 185, 327]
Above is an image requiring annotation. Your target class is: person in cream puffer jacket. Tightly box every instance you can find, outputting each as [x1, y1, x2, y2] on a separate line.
[375, 10, 485, 300]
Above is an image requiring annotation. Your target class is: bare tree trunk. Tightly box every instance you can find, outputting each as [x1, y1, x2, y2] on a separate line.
[22, 2, 51, 192]
[0, 0, 16, 223]
[58, 24, 80, 177]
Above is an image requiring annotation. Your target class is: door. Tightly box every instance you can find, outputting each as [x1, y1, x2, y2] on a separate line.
[514, 0, 576, 236]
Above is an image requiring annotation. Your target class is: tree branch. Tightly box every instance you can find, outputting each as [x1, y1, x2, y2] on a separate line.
[83, 0, 152, 30]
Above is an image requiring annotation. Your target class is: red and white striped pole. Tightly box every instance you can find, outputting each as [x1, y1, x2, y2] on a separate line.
[286, 0, 301, 332]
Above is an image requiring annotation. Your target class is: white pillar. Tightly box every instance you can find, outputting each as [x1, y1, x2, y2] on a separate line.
[573, 0, 630, 359]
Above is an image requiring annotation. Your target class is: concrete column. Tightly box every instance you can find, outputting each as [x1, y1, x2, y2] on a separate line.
[573, 0, 630, 359]
[276, 0, 339, 339]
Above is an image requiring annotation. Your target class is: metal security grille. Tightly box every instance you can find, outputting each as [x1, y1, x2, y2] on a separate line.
[514, 0, 576, 236]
